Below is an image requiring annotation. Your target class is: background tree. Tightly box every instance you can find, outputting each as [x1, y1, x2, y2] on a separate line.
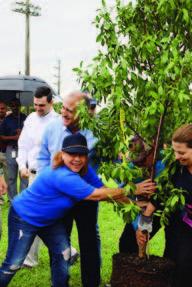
[73, 0, 192, 231]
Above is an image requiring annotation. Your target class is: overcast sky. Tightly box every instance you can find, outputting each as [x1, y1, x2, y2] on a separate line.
[0, 0, 120, 98]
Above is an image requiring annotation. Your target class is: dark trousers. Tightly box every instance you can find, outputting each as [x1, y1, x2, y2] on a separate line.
[119, 215, 161, 253]
[174, 222, 192, 287]
[63, 200, 100, 287]
[0, 206, 70, 287]
[119, 209, 183, 262]
[164, 210, 183, 262]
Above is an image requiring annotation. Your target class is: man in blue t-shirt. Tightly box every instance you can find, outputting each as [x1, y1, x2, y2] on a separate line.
[0, 98, 28, 202]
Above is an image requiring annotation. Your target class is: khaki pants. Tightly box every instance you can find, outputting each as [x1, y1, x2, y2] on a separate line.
[23, 172, 43, 267]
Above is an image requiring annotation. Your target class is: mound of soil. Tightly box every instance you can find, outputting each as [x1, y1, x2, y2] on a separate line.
[111, 253, 175, 287]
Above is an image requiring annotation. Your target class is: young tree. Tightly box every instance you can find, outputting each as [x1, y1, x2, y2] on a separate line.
[73, 0, 192, 254]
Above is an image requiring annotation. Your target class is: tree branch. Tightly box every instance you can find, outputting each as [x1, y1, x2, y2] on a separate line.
[151, 100, 168, 181]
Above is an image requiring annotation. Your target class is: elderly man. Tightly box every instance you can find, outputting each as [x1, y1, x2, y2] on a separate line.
[17, 86, 59, 267]
[37, 91, 100, 287]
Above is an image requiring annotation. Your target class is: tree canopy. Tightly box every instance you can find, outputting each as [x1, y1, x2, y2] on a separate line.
[73, 0, 192, 225]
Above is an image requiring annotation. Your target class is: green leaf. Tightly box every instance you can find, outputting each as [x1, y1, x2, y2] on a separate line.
[102, 0, 106, 8]
[183, 8, 189, 23]
[178, 94, 183, 103]
[171, 195, 179, 207]
[161, 50, 168, 64]
[160, 38, 170, 43]
[159, 103, 164, 114]
[96, 33, 103, 43]
[180, 195, 185, 206]
[158, 85, 164, 95]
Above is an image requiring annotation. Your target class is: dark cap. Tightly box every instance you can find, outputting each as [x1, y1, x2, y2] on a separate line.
[62, 133, 90, 154]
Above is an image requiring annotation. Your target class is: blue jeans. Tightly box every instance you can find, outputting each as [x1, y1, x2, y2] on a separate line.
[0, 206, 70, 287]
[63, 200, 100, 287]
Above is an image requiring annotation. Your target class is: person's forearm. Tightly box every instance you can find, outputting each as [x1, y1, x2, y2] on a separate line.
[0, 135, 17, 142]
[85, 178, 155, 201]
[85, 187, 126, 201]
[115, 197, 131, 204]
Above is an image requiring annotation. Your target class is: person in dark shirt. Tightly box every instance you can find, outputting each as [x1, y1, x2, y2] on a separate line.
[0, 98, 28, 202]
[0, 101, 8, 184]
[0, 101, 8, 242]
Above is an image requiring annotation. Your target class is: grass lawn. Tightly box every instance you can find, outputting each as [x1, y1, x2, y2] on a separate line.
[0, 197, 165, 286]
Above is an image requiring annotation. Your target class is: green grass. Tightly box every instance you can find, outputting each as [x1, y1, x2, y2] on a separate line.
[0, 196, 165, 286]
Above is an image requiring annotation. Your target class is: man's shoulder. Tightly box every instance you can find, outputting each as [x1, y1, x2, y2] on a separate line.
[20, 112, 27, 120]
[50, 110, 60, 118]
[23, 112, 37, 125]
[48, 115, 61, 124]
[4, 113, 13, 120]
[81, 129, 98, 146]
[1, 113, 13, 124]
[44, 116, 62, 131]
[26, 112, 37, 120]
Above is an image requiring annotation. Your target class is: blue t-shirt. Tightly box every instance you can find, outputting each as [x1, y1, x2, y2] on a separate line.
[0, 113, 26, 146]
[13, 165, 104, 227]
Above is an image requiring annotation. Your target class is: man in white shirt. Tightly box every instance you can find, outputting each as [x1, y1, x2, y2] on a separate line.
[17, 86, 59, 267]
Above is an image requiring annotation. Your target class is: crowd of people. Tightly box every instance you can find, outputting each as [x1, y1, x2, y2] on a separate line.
[0, 87, 191, 287]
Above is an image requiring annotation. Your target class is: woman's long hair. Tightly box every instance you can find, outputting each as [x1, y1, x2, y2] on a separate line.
[52, 151, 89, 177]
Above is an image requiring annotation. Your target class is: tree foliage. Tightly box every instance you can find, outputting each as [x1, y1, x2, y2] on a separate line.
[73, 0, 192, 225]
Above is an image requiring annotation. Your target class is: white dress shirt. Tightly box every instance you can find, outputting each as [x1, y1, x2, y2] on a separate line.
[17, 109, 59, 171]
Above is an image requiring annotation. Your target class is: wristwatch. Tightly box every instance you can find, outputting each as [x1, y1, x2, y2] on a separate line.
[0, 170, 3, 175]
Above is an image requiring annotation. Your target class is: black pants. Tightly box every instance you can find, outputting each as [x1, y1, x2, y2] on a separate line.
[175, 222, 192, 287]
[63, 201, 100, 287]
[119, 215, 161, 253]
[119, 209, 183, 262]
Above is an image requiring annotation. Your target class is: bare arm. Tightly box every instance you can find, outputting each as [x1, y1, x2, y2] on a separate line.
[84, 179, 155, 201]
[0, 133, 20, 142]
[142, 201, 156, 216]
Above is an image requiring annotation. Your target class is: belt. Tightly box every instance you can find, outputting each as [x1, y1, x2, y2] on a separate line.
[0, 150, 6, 153]
[30, 169, 37, 174]
[8, 145, 18, 149]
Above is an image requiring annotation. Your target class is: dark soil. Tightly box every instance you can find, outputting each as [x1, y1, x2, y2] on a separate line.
[111, 253, 176, 287]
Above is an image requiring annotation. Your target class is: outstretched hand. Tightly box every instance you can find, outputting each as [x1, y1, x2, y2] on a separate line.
[135, 179, 156, 196]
